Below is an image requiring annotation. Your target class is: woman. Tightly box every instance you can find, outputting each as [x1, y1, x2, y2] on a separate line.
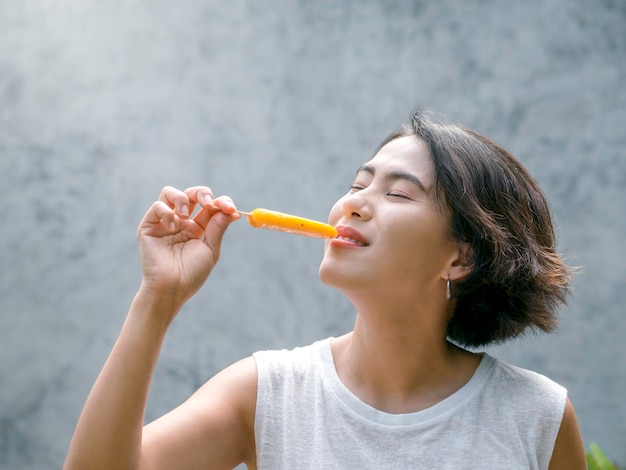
[64, 111, 586, 469]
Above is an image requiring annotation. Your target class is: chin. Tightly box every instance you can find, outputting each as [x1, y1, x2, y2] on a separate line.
[318, 258, 369, 290]
[319, 257, 345, 288]
[318, 259, 335, 287]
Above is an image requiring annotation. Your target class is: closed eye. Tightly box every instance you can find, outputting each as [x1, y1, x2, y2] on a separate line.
[387, 192, 412, 200]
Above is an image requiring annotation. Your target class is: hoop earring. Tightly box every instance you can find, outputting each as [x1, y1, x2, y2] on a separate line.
[446, 277, 452, 301]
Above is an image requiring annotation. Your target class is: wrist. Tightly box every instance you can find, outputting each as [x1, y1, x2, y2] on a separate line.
[130, 285, 185, 332]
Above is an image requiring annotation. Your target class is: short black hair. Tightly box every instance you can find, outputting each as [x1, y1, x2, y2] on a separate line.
[379, 110, 571, 347]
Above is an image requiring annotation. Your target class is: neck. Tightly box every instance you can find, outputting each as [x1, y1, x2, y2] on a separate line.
[331, 293, 479, 414]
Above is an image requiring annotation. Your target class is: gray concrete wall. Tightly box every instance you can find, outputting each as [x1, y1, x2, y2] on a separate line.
[1, 0, 624, 467]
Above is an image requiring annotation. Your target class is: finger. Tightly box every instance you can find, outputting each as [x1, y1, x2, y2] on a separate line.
[140, 200, 177, 232]
[212, 195, 238, 215]
[159, 186, 192, 219]
[203, 209, 240, 258]
[184, 186, 215, 210]
[192, 195, 240, 230]
[191, 204, 220, 231]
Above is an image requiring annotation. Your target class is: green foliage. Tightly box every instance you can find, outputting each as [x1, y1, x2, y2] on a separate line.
[587, 443, 619, 470]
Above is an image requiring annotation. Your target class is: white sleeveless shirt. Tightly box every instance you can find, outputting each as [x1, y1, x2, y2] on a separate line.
[253, 338, 566, 469]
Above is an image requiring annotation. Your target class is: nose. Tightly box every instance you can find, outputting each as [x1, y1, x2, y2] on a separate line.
[342, 191, 372, 220]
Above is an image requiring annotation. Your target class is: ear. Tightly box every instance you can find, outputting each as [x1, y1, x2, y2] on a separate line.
[443, 241, 474, 281]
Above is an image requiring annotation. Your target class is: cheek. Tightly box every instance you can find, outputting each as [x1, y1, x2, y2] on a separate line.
[383, 218, 453, 267]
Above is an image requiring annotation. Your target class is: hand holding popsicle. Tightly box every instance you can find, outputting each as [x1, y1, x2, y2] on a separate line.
[136, 186, 241, 308]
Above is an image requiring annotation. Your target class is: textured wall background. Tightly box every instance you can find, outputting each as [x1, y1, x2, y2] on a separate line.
[1, 0, 624, 468]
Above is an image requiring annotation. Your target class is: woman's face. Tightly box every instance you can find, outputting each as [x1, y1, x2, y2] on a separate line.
[319, 135, 460, 300]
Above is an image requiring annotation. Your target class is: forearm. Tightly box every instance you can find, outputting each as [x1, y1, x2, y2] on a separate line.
[64, 291, 179, 470]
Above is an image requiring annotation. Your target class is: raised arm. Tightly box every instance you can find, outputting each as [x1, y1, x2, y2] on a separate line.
[63, 186, 257, 470]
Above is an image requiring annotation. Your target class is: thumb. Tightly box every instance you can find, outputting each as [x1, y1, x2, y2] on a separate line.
[202, 209, 240, 258]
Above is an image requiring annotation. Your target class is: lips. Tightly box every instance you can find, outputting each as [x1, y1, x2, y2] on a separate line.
[334, 225, 369, 247]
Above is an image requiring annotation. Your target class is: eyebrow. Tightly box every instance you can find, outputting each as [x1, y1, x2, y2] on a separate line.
[356, 164, 428, 193]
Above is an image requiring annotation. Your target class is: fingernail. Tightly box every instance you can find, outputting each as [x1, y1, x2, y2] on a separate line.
[169, 220, 176, 231]
[180, 204, 189, 217]
[203, 194, 212, 205]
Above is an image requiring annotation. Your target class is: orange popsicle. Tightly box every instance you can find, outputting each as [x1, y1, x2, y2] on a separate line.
[239, 208, 337, 239]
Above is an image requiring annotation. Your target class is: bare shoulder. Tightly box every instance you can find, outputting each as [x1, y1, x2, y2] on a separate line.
[548, 398, 586, 470]
[141, 356, 258, 470]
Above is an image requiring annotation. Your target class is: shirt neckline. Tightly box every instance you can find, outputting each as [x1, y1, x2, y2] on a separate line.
[317, 337, 495, 427]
